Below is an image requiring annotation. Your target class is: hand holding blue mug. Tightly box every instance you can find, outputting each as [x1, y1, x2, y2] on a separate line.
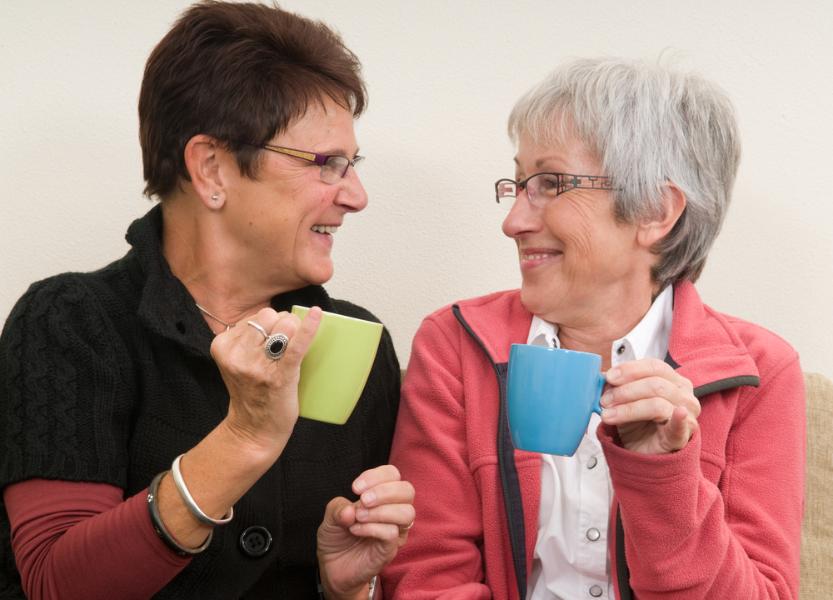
[600, 358, 701, 454]
[507, 344, 606, 456]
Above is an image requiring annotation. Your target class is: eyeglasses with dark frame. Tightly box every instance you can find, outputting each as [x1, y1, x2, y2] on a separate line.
[494, 172, 616, 208]
[243, 142, 364, 184]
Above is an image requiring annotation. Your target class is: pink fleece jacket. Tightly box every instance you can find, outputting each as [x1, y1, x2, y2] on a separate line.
[382, 282, 805, 599]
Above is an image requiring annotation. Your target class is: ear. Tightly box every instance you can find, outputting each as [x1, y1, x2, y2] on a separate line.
[636, 182, 687, 249]
[183, 134, 228, 210]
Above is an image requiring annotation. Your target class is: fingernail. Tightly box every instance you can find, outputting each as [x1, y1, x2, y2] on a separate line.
[600, 391, 612, 407]
[356, 508, 369, 520]
[361, 491, 376, 505]
[353, 479, 367, 493]
[607, 368, 620, 381]
[602, 407, 617, 420]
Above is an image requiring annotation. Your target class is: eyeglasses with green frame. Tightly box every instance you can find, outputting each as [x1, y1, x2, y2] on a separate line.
[244, 142, 364, 184]
[494, 172, 616, 208]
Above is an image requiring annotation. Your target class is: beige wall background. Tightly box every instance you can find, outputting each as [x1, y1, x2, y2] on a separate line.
[2, 1, 831, 377]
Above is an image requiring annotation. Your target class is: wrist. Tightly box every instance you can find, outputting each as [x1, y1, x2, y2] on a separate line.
[321, 581, 370, 600]
[217, 416, 289, 464]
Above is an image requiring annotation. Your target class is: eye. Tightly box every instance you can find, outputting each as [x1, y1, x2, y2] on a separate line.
[535, 174, 561, 195]
[323, 156, 348, 170]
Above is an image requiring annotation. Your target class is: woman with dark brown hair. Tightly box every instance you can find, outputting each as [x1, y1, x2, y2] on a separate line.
[0, 2, 412, 598]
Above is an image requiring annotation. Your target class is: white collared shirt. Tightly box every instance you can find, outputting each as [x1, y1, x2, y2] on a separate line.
[526, 286, 673, 600]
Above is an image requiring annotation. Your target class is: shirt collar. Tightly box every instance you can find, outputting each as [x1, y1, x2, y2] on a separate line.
[613, 285, 673, 362]
[525, 285, 673, 362]
[527, 315, 561, 348]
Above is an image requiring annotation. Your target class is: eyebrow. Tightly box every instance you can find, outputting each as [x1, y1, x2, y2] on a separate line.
[512, 155, 569, 170]
[321, 146, 360, 158]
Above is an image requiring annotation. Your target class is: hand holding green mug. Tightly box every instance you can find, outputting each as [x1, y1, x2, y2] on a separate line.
[291, 306, 383, 425]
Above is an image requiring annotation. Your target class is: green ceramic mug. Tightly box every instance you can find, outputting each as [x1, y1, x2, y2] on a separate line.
[291, 305, 383, 425]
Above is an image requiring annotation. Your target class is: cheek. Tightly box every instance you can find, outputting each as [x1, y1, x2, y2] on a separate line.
[548, 204, 597, 262]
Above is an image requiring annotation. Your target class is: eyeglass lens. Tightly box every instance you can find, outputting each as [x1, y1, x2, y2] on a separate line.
[496, 175, 562, 205]
[320, 156, 348, 183]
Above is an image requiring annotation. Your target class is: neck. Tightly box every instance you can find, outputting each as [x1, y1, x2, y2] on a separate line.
[160, 194, 282, 329]
[550, 280, 659, 370]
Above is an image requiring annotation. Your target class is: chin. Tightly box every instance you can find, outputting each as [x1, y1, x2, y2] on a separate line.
[519, 285, 547, 317]
[301, 263, 334, 287]
[520, 282, 571, 321]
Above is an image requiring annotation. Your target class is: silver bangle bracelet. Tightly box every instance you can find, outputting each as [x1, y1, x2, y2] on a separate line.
[170, 454, 234, 526]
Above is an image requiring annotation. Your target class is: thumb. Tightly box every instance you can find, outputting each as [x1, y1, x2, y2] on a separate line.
[282, 306, 323, 368]
[665, 405, 693, 450]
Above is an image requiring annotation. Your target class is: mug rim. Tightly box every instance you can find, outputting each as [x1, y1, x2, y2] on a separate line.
[510, 342, 601, 360]
[291, 305, 383, 328]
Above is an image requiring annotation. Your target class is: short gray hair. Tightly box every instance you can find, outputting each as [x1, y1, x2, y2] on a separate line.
[508, 57, 741, 288]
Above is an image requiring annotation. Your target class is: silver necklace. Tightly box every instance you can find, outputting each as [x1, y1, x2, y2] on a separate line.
[195, 303, 236, 332]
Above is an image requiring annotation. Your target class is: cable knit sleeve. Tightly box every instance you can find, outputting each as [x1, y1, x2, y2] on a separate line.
[0, 274, 136, 489]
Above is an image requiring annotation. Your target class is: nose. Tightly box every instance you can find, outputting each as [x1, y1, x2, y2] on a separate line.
[501, 188, 541, 238]
[335, 167, 368, 212]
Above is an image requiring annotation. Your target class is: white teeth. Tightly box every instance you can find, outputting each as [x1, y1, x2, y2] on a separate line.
[311, 225, 338, 234]
[523, 253, 553, 260]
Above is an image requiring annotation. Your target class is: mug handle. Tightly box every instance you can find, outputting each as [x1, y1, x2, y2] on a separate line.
[592, 373, 606, 415]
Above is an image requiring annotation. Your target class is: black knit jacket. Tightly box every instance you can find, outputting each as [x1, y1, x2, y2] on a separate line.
[0, 206, 401, 599]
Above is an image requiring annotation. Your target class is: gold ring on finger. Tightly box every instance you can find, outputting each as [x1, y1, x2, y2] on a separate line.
[399, 520, 415, 532]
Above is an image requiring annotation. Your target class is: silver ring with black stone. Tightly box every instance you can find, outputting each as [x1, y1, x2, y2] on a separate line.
[263, 333, 289, 361]
[247, 320, 289, 361]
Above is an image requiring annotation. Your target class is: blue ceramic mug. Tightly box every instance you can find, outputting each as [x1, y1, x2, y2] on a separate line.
[507, 343, 606, 456]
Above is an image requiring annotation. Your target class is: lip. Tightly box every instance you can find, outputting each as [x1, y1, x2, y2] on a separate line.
[518, 247, 562, 270]
[311, 228, 335, 250]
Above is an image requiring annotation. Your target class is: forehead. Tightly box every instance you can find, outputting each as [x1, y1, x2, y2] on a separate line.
[515, 131, 602, 174]
[276, 96, 358, 152]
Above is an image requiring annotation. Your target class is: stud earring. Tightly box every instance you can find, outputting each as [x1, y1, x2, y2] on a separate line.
[211, 193, 221, 203]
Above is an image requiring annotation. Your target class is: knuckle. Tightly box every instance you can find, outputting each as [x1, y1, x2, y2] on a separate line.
[386, 464, 401, 480]
[280, 314, 301, 332]
[649, 358, 664, 376]
[618, 402, 634, 420]
[650, 378, 667, 397]
[255, 307, 276, 322]
[689, 399, 702, 417]
[651, 397, 669, 413]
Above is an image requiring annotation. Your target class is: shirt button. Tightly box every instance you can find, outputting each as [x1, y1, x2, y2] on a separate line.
[589, 584, 604, 597]
[616, 344, 626, 355]
[239, 526, 272, 557]
[586, 527, 601, 542]
[587, 456, 598, 469]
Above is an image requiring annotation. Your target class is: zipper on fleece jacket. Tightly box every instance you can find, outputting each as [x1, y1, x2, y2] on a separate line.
[452, 304, 528, 600]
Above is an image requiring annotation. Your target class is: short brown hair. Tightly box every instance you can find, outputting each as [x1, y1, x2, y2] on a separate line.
[139, 1, 367, 199]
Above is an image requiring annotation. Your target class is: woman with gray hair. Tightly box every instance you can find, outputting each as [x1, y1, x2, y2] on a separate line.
[383, 58, 804, 599]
